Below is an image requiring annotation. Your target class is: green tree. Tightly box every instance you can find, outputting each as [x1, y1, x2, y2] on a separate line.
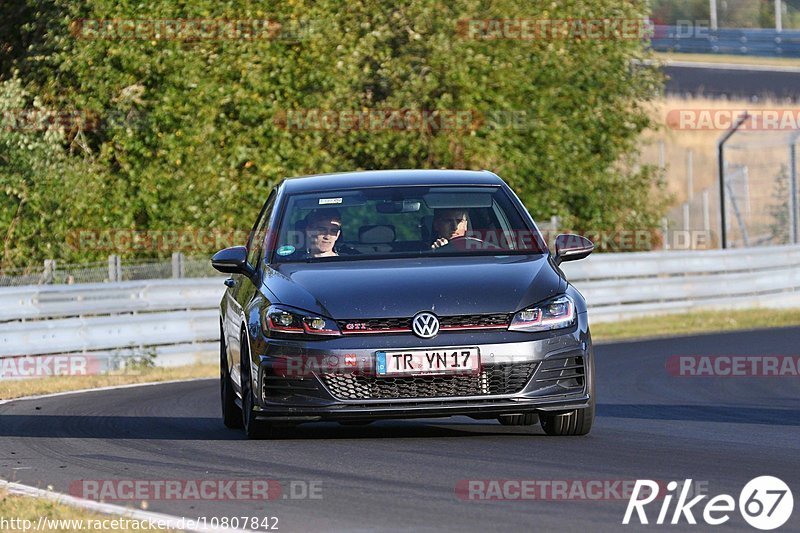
[768, 164, 791, 245]
[1, 0, 666, 268]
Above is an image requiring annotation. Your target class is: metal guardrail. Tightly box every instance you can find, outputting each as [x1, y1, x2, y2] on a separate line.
[1, 246, 799, 372]
[561, 244, 800, 321]
[0, 278, 228, 371]
[0, 254, 219, 287]
[651, 26, 800, 57]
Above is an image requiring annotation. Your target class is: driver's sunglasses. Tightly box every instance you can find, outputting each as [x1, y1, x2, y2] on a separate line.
[310, 225, 341, 235]
[438, 217, 467, 225]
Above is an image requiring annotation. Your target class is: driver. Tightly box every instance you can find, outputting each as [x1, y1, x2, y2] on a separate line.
[431, 208, 469, 249]
[304, 208, 342, 257]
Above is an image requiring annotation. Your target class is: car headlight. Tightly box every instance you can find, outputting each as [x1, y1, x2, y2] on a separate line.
[508, 295, 575, 332]
[262, 305, 341, 338]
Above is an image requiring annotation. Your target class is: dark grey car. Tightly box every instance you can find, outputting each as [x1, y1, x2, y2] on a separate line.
[212, 169, 595, 438]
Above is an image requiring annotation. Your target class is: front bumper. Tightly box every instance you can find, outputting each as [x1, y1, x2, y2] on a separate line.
[247, 312, 593, 423]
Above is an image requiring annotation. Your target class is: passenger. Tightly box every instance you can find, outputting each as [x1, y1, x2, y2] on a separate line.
[304, 208, 342, 257]
[431, 208, 469, 249]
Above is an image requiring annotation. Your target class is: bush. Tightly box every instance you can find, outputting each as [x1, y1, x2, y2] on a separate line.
[0, 0, 666, 268]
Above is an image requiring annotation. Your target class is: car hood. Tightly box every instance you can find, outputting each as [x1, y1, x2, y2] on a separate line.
[264, 255, 563, 319]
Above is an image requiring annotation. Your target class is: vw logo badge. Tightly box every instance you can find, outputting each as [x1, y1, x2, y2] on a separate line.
[412, 312, 440, 339]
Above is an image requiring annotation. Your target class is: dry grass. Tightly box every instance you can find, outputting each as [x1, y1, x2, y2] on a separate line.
[0, 364, 216, 401]
[592, 308, 800, 342]
[0, 489, 181, 532]
[654, 51, 800, 68]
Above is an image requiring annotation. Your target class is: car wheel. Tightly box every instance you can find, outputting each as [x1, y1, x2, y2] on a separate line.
[240, 337, 275, 439]
[539, 398, 594, 436]
[497, 413, 538, 426]
[220, 327, 243, 429]
[540, 334, 596, 436]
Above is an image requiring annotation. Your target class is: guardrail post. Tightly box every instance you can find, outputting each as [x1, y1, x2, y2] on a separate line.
[172, 252, 184, 278]
[662, 217, 670, 251]
[42, 260, 55, 284]
[108, 255, 121, 282]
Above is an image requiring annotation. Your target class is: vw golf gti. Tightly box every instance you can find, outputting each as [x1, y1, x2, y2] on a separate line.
[212, 169, 595, 438]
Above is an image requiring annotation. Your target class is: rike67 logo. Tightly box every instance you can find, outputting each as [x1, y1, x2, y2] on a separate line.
[624, 477, 793, 530]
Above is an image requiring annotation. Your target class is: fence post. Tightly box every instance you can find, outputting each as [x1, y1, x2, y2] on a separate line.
[710, 0, 718, 31]
[682, 202, 690, 232]
[662, 217, 670, 251]
[42, 260, 56, 284]
[717, 112, 750, 249]
[791, 140, 798, 244]
[172, 252, 184, 278]
[686, 149, 694, 202]
[108, 255, 121, 282]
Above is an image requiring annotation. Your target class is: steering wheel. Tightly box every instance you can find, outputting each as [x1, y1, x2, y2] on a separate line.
[432, 235, 497, 251]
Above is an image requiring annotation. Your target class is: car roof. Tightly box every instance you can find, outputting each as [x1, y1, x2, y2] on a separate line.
[280, 169, 504, 194]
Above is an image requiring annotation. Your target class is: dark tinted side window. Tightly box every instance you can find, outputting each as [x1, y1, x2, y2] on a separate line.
[247, 191, 276, 266]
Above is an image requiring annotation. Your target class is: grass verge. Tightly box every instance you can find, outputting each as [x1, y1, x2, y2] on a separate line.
[0, 489, 181, 532]
[654, 51, 800, 68]
[0, 363, 216, 401]
[591, 308, 800, 342]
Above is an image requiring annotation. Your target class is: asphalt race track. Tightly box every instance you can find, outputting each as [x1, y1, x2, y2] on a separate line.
[2, 327, 799, 532]
[664, 63, 800, 101]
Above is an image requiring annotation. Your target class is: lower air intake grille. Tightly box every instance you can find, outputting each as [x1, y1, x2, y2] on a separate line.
[320, 362, 537, 400]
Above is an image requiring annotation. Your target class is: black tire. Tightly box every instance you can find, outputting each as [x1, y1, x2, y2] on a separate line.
[240, 337, 275, 439]
[539, 399, 594, 436]
[540, 340, 595, 436]
[220, 327, 243, 429]
[497, 413, 538, 426]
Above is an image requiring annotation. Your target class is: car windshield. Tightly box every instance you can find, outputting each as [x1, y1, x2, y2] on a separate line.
[270, 185, 547, 263]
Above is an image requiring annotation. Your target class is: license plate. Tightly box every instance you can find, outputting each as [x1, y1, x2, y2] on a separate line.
[376, 348, 480, 376]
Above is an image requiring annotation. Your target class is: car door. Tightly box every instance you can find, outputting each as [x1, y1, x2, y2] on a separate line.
[227, 190, 277, 389]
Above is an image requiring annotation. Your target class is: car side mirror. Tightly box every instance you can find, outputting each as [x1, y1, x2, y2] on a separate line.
[211, 246, 257, 279]
[554, 234, 594, 265]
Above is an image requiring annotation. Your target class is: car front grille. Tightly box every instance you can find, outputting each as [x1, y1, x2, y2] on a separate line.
[337, 313, 511, 334]
[319, 362, 537, 400]
[440, 314, 510, 329]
